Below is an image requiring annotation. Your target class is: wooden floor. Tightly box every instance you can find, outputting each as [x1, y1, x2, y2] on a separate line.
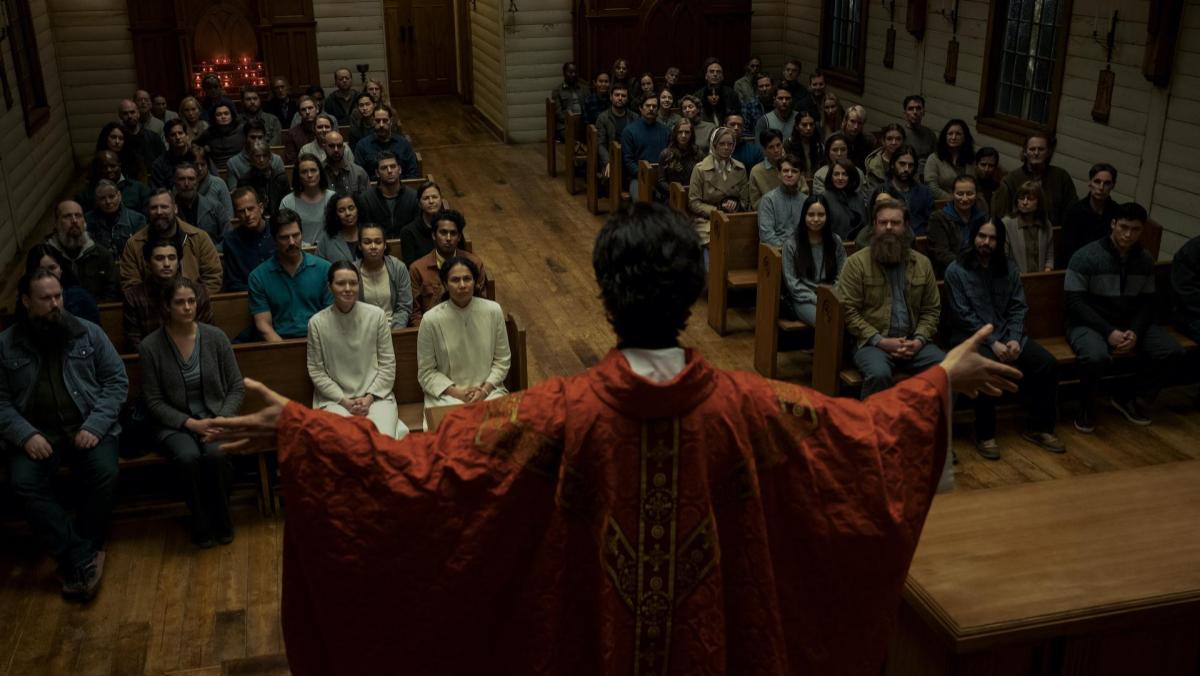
[1, 95, 1197, 675]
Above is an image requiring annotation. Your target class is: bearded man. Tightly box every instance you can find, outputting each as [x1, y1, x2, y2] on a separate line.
[45, 200, 119, 301]
[119, 189, 223, 293]
[0, 270, 128, 601]
[838, 198, 944, 398]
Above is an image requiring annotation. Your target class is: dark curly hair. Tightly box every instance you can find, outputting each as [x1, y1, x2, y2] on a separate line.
[592, 202, 705, 348]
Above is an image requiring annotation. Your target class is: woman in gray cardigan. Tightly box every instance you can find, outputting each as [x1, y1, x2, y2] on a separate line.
[139, 277, 245, 547]
[355, 222, 414, 327]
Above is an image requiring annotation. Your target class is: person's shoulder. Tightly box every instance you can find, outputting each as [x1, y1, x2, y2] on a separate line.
[305, 252, 332, 270]
[196, 321, 230, 343]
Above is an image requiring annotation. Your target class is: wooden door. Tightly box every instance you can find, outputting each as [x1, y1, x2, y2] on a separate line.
[385, 0, 456, 97]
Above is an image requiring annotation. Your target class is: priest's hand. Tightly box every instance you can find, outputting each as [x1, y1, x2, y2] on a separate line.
[204, 378, 291, 453]
[941, 324, 1022, 398]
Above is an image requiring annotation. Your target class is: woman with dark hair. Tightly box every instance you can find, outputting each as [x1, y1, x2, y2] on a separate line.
[700, 86, 728, 127]
[347, 93, 376, 146]
[279, 153, 335, 244]
[974, 146, 1004, 208]
[196, 102, 245, 171]
[611, 58, 631, 91]
[632, 72, 657, 109]
[140, 276, 244, 546]
[811, 133, 866, 195]
[306, 260, 406, 437]
[316, 193, 363, 263]
[654, 118, 702, 202]
[77, 150, 151, 214]
[1001, 180, 1054, 272]
[399, 181, 447, 266]
[96, 122, 141, 181]
[785, 110, 823, 193]
[782, 194, 846, 324]
[24, 244, 100, 324]
[678, 95, 714, 154]
[823, 157, 868, 241]
[925, 118, 976, 201]
[416, 255, 510, 411]
[863, 123, 906, 193]
[656, 87, 680, 129]
[356, 222, 413, 328]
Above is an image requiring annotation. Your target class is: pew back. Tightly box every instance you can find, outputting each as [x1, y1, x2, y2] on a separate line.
[586, 124, 601, 214]
[669, 181, 687, 214]
[636, 161, 659, 203]
[545, 97, 558, 177]
[609, 140, 628, 212]
[564, 111, 587, 195]
[707, 211, 759, 335]
[753, 244, 811, 378]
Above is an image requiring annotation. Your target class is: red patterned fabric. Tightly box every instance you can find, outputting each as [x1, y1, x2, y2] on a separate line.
[276, 348, 949, 676]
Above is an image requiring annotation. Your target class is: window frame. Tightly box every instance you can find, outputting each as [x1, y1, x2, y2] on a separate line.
[976, 0, 1074, 146]
[4, 0, 50, 135]
[818, 0, 870, 95]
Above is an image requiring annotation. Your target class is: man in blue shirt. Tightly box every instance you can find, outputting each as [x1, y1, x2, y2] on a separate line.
[248, 208, 332, 341]
[354, 106, 419, 179]
[621, 95, 669, 200]
[725, 113, 764, 168]
[224, 187, 275, 292]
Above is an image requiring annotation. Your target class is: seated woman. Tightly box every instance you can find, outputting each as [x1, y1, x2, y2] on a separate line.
[700, 86, 728, 127]
[822, 158, 868, 241]
[820, 93, 845, 140]
[399, 181, 447, 266]
[306, 261, 407, 438]
[409, 209, 487, 325]
[782, 194, 846, 324]
[416, 256, 510, 413]
[139, 277, 244, 547]
[924, 119, 976, 202]
[632, 72, 657, 110]
[76, 150, 151, 214]
[811, 133, 866, 195]
[196, 103, 245, 172]
[347, 93, 376, 146]
[96, 121, 141, 182]
[316, 192, 362, 263]
[179, 96, 209, 141]
[863, 123, 906, 194]
[1001, 180, 1054, 272]
[687, 127, 749, 267]
[653, 119, 701, 203]
[279, 153, 336, 244]
[678, 95, 714, 155]
[85, 179, 145, 258]
[356, 222, 413, 328]
[656, 88, 681, 130]
[785, 111, 823, 194]
[25, 244, 100, 324]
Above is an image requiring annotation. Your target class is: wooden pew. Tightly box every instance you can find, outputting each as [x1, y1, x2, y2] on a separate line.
[753, 244, 811, 378]
[636, 161, 659, 203]
[609, 140, 630, 212]
[563, 111, 588, 195]
[586, 124, 602, 214]
[669, 181, 688, 214]
[401, 175, 434, 190]
[707, 210, 759, 335]
[545, 97, 558, 177]
[97, 291, 252, 352]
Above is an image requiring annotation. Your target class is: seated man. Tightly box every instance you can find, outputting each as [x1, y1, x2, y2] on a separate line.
[550, 61, 589, 141]
[46, 200, 119, 302]
[359, 152, 419, 237]
[322, 129, 369, 197]
[264, 76, 296, 128]
[945, 219, 1064, 459]
[1066, 202, 1184, 431]
[85, 179, 146, 259]
[324, 68, 361, 122]
[409, 209, 488, 325]
[223, 187, 276, 292]
[621, 94, 669, 199]
[231, 139, 290, 216]
[354, 106, 419, 178]
[247, 208, 333, 341]
[838, 198, 943, 398]
[740, 74, 774, 136]
[0, 270, 128, 601]
[118, 98, 166, 179]
[866, 145, 932, 238]
[238, 86, 282, 145]
[122, 239, 214, 352]
[299, 114, 355, 165]
[152, 119, 217, 189]
[1058, 163, 1120, 268]
[120, 189, 223, 293]
[76, 150, 151, 214]
[289, 85, 338, 128]
[749, 128, 785, 209]
[173, 163, 228, 247]
[224, 119, 284, 189]
[926, 174, 988, 278]
[283, 95, 320, 165]
[595, 84, 631, 184]
[582, 71, 610, 126]
[726, 114, 764, 168]
[753, 86, 798, 141]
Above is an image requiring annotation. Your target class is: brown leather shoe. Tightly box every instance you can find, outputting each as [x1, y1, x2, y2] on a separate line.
[1022, 431, 1067, 454]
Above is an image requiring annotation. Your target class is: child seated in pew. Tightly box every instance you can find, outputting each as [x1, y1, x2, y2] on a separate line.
[306, 261, 408, 438]
[782, 195, 846, 325]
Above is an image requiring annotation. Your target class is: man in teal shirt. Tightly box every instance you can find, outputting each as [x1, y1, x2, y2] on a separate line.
[248, 208, 332, 341]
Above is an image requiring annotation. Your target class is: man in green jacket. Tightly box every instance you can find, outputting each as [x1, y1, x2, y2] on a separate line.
[838, 199, 944, 397]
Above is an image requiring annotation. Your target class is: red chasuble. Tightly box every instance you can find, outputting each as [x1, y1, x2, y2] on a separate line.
[275, 348, 950, 676]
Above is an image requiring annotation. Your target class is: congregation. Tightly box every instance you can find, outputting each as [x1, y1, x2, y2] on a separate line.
[1, 70, 507, 601]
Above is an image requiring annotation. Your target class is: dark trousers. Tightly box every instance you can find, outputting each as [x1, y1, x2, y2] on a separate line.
[853, 342, 946, 398]
[1068, 324, 1183, 408]
[974, 339, 1057, 440]
[8, 435, 119, 573]
[160, 431, 232, 539]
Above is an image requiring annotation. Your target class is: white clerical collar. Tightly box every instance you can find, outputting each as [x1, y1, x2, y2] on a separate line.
[620, 347, 686, 383]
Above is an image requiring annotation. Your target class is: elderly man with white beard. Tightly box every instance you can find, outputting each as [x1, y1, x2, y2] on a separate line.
[45, 200, 119, 302]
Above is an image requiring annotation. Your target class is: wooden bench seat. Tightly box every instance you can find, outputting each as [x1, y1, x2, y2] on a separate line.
[707, 210, 759, 335]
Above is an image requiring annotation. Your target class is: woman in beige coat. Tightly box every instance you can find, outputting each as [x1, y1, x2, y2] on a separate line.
[688, 126, 750, 267]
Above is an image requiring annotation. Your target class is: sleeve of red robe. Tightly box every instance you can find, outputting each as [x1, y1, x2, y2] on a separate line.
[274, 365, 950, 676]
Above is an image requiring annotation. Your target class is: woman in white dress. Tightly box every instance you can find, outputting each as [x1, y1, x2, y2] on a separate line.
[416, 256, 511, 411]
[306, 261, 407, 438]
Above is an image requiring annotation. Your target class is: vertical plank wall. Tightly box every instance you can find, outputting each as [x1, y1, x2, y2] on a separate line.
[501, 0, 571, 143]
[47, 0, 137, 163]
[750, 0, 1200, 254]
[312, 0, 390, 92]
[0, 0, 74, 267]
[470, 0, 507, 135]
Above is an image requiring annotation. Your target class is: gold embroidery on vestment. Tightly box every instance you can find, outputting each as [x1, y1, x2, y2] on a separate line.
[472, 393, 562, 478]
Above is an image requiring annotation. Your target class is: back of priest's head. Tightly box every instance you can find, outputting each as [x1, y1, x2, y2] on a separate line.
[593, 202, 705, 349]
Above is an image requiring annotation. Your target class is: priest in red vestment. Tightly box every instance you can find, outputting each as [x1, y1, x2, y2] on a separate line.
[209, 202, 1019, 676]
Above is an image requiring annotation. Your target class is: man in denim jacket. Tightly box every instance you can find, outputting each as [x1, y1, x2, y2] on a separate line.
[0, 270, 128, 601]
